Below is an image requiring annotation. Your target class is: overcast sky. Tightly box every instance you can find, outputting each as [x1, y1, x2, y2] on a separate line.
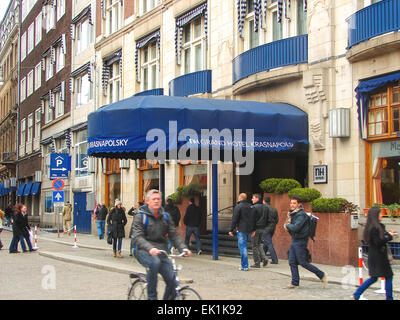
[0, 0, 12, 23]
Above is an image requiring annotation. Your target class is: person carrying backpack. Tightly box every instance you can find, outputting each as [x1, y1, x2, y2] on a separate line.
[131, 189, 191, 300]
[283, 196, 327, 289]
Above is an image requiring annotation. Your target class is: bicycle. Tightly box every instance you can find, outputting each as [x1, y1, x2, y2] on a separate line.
[127, 250, 202, 300]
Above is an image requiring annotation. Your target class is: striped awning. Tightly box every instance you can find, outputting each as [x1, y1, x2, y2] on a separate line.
[135, 30, 161, 82]
[102, 49, 122, 93]
[175, 3, 208, 64]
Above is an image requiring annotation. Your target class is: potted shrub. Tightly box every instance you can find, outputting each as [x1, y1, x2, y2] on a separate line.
[274, 179, 302, 194]
[363, 203, 400, 221]
[259, 178, 282, 193]
[288, 187, 322, 203]
[311, 198, 347, 213]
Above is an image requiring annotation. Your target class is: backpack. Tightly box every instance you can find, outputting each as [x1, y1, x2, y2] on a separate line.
[131, 212, 169, 256]
[305, 212, 319, 241]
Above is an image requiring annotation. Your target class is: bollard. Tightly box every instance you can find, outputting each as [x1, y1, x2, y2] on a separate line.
[358, 247, 368, 300]
[33, 226, 39, 249]
[72, 225, 79, 249]
[374, 278, 386, 294]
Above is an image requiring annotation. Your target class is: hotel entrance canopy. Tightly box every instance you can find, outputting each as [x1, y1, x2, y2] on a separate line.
[87, 95, 308, 158]
[87, 95, 308, 259]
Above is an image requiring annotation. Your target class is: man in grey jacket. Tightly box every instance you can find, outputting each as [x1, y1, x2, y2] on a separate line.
[131, 189, 191, 300]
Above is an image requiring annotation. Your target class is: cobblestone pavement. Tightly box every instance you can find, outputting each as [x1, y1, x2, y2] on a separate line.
[0, 229, 399, 301]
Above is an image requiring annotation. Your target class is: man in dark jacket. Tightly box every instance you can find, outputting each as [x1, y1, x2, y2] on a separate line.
[165, 198, 181, 227]
[284, 196, 327, 289]
[183, 198, 202, 254]
[229, 193, 255, 271]
[95, 203, 108, 240]
[250, 194, 269, 268]
[132, 189, 191, 300]
[263, 196, 279, 264]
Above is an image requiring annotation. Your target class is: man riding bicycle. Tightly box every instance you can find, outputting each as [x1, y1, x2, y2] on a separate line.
[131, 189, 191, 300]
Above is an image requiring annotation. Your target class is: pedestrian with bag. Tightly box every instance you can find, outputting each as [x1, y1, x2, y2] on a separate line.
[107, 199, 127, 258]
[132, 189, 191, 300]
[229, 193, 256, 271]
[284, 196, 327, 289]
[263, 196, 279, 264]
[353, 206, 397, 300]
[183, 198, 202, 255]
[95, 202, 108, 240]
[62, 202, 72, 236]
[250, 194, 269, 268]
[0, 209, 4, 249]
[128, 201, 143, 256]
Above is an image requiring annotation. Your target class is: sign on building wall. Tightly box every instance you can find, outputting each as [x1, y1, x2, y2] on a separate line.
[313, 165, 328, 184]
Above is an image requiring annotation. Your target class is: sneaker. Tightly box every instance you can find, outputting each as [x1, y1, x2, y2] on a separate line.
[29, 248, 38, 252]
[250, 263, 260, 268]
[197, 250, 202, 255]
[238, 267, 249, 271]
[286, 284, 299, 289]
[270, 261, 279, 264]
[320, 274, 328, 288]
[263, 259, 268, 267]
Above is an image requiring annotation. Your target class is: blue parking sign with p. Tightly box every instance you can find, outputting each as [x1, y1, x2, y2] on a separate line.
[50, 153, 70, 180]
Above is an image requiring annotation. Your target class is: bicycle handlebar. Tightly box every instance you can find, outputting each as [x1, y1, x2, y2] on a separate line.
[158, 249, 187, 258]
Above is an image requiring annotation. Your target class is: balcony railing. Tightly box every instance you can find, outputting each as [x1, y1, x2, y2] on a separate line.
[134, 88, 164, 96]
[169, 70, 212, 97]
[347, 0, 400, 49]
[232, 35, 308, 84]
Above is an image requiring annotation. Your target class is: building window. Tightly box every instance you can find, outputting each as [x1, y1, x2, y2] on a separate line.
[140, 0, 160, 15]
[45, 55, 53, 80]
[20, 118, 26, 145]
[56, 0, 65, 21]
[20, 77, 26, 102]
[75, 73, 93, 106]
[75, 130, 88, 177]
[106, 0, 123, 36]
[27, 23, 34, 54]
[35, 12, 42, 45]
[44, 98, 52, 123]
[21, 32, 27, 61]
[27, 70, 34, 97]
[108, 62, 121, 104]
[182, 17, 206, 75]
[35, 108, 41, 139]
[54, 91, 64, 118]
[46, 4, 55, 32]
[43, 144, 51, 176]
[140, 41, 158, 92]
[138, 160, 159, 202]
[34, 62, 41, 91]
[56, 45, 65, 72]
[27, 113, 34, 142]
[45, 191, 53, 213]
[76, 18, 94, 54]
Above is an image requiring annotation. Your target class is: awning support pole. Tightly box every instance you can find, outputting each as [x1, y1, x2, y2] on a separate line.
[159, 163, 165, 207]
[212, 162, 218, 260]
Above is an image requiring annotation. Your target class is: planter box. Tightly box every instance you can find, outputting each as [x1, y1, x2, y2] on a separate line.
[363, 207, 397, 217]
[264, 193, 358, 266]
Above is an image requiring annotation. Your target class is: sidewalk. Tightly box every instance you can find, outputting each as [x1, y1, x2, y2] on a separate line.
[12, 227, 400, 293]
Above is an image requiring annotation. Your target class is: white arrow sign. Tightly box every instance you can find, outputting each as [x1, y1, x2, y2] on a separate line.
[52, 168, 68, 171]
[55, 192, 63, 201]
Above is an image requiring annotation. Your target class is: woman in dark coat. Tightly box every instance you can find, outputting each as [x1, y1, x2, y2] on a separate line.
[9, 204, 24, 253]
[353, 207, 397, 300]
[107, 199, 127, 258]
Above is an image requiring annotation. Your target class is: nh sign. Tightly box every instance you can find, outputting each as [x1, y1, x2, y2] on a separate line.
[50, 153, 70, 180]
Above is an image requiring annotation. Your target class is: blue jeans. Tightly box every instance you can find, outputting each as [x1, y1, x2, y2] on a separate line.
[112, 237, 123, 251]
[237, 232, 251, 269]
[97, 220, 106, 239]
[354, 277, 393, 300]
[185, 226, 202, 252]
[289, 240, 324, 286]
[263, 231, 278, 263]
[136, 249, 176, 300]
[9, 234, 19, 252]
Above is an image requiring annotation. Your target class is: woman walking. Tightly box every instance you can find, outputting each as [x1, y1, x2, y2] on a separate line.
[9, 204, 24, 253]
[107, 199, 127, 258]
[353, 206, 397, 300]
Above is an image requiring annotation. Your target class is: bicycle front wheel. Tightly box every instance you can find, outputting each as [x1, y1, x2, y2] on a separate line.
[176, 287, 202, 300]
[128, 280, 148, 300]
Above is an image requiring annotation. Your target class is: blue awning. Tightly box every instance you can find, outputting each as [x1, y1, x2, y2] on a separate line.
[87, 95, 308, 158]
[31, 182, 41, 195]
[355, 71, 400, 139]
[23, 182, 33, 196]
[0, 183, 4, 196]
[17, 183, 26, 197]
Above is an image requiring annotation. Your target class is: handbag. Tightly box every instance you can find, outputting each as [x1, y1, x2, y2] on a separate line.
[386, 244, 394, 263]
[107, 231, 113, 245]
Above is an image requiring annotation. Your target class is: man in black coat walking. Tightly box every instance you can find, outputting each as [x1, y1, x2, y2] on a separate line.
[183, 198, 202, 254]
[263, 196, 279, 264]
[95, 203, 108, 240]
[229, 193, 256, 271]
[250, 194, 269, 268]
